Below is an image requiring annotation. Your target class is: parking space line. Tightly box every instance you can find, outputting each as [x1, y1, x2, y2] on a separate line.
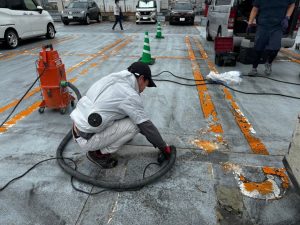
[0, 38, 132, 133]
[0, 38, 124, 116]
[185, 36, 224, 144]
[280, 48, 300, 59]
[193, 37, 269, 155]
[0, 35, 78, 61]
[0, 101, 41, 133]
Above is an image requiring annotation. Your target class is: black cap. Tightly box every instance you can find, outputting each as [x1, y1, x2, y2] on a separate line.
[128, 62, 156, 87]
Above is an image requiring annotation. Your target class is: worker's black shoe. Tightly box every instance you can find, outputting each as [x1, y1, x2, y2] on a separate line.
[86, 150, 118, 169]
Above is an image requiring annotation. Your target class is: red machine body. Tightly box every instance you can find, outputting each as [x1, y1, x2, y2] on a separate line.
[37, 44, 74, 114]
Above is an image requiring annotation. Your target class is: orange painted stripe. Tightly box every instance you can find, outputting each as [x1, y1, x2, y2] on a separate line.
[193, 37, 269, 155]
[77, 37, 133, 77]
[0, 38, 132, 133]
[281, 48, 300, 59]
[185, 36, 223, 140]
[0, 38, 124, 116]
[0, 101, 41, 133]
[291, 58, 300, 64]
[0, 36, 76, 61]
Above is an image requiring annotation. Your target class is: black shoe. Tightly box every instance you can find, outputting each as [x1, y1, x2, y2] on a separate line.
[86, 150, 118, 169]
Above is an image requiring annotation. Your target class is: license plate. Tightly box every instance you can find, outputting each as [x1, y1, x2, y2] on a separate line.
[68, 16, 73, 19]
[179, 18, 185, 21]
[143, 17, 148, 19]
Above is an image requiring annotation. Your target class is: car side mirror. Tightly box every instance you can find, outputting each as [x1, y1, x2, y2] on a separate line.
[37, 5, 43, 14]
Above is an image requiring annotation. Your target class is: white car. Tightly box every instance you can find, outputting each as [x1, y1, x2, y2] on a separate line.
[0, 0, 56, 49]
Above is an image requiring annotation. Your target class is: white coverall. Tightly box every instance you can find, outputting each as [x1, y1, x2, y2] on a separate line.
[70, 70, 151, 154]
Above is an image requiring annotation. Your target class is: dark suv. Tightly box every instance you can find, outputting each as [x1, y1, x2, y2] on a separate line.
[61, 0, 101, 25]
[169, 1, 195, 25]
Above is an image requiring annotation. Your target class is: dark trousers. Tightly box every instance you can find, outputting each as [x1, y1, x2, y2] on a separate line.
[253, 50, 279, 68]
[112, 15, 123, 30]
[252, 27, 282, 68]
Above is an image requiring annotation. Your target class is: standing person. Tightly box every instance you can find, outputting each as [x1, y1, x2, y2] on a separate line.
[70, 62, 174, 169]
[247, 0, 295, 76]
[112, 0, 123, 30]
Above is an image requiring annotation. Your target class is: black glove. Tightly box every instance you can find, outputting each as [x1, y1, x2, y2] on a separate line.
[157, 145, 174, 164]
[281, 16, 289, 32]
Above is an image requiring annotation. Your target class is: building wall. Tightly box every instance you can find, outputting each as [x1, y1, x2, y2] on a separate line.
[40, 0, 205, 13]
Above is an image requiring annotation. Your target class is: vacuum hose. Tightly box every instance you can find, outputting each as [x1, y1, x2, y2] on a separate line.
[56, 82, 177, 191]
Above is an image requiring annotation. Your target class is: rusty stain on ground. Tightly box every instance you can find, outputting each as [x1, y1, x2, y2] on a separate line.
[239, 175, 274, 195]
[263, 167, 289, 189]
[192, 140, 219, 153]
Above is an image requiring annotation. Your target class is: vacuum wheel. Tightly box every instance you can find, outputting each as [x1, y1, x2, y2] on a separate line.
[38, 107, 45, 114]
[60, 108, 66, 115]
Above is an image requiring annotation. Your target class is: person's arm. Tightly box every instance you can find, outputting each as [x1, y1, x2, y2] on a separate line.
[248, 6, 258, 25]
[137, 120, 166, 150]
[286, 3, 295, 18]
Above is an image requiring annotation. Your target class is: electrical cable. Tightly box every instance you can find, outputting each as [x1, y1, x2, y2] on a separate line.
[153, 70, 300, 86]
[0, 61, 47, 128]
[153, 78, 300, 100]
[241, 74, 300, 86]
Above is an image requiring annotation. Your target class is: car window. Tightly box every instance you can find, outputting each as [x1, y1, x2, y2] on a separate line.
[92, 2, 97, 7]
[0, 0, 7, 8]
[88, 2, 93, 8]
[215, 0, 232, 5]
[68, 2, 88, 8]
[138, 1, 156, 8]
[8, 0, 25, 10]
[24, 0, 37, 10]
[173, 3, 193, 10]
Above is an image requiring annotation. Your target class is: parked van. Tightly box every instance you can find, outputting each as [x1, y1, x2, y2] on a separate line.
[136, 0, 157, 24]
[206, 0, 300, 48]
[0, 0, 56, 49]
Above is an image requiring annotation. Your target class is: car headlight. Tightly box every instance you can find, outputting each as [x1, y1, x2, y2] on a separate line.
[81, 11, 85, 14]
[61, 11, 64, 14]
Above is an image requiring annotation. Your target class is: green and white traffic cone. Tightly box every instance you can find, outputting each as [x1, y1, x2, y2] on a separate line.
[139, 31, 155, 65]
[155, 22, 164, 39]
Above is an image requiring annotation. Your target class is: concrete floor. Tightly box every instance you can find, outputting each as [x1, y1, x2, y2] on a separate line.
[0, 20, 300, 225]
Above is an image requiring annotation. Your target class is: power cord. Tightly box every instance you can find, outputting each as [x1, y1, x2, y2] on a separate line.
[152, 71, 300, 100]
[153, 79, 300, 100]
[0, 156, 164, 195]
[0, 61, 47, 128]
[153, 70, 300, 86]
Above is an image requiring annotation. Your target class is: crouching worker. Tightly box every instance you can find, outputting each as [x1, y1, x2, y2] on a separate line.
[70, 62, 173, 169]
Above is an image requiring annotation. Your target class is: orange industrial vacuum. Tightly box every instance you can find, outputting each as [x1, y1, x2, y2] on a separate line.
[37, 44, 75, 114]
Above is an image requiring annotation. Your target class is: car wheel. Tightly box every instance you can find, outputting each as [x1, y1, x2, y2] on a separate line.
[97, 13, 101, 22]
[190, 20, 194, 25]
[63, 20, 69, 25]
[5, 29, 18, 49]
[85, 15, 90, 25]
[46, 24, 55, 39]
[206, 23, 213, 41]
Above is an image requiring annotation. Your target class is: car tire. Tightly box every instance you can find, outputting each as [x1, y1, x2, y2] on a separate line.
[206, 23, 213, 41]
[97, 13, 101, 22]
[63, 20, 69, 25]
[191, 20, 194, 25]
[5, 29, 19, 49]
[85, 15, 90, 25]
[46, 24, 55, 39]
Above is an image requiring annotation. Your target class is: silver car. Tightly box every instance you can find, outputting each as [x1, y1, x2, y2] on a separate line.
[61, 0, 101, 25]
[136, 0, 157, 24]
